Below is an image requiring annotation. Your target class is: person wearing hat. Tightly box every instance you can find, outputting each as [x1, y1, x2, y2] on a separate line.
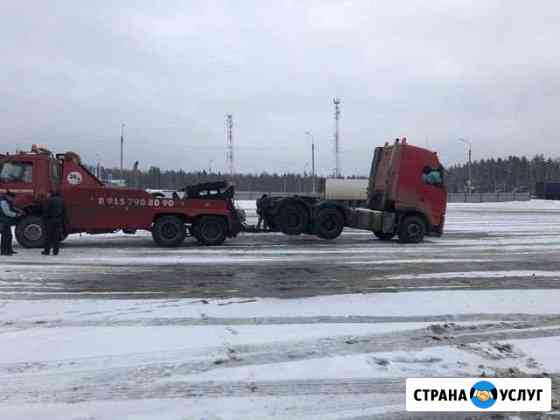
[0, 191, 22, 256]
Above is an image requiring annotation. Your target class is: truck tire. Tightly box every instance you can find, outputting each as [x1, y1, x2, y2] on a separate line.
[314, 208, 344, 240]
[15, 215, 46, 248]
[193, 216, 227, 246]
[152, 216, 186, 247]
[398, 216, 426, 243]
[374, 231, 395, 241]
[276, 202, 309, 235]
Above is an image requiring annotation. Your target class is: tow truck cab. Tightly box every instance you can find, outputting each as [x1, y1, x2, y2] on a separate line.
[0, 146, 242, 248]
[0, 146, 57, 210]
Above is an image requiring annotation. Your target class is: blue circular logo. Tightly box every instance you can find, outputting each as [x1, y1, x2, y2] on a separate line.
[470, 381, 498, 409]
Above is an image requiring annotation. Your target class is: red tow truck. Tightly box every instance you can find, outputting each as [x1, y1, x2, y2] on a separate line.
[0, 146, 243, 248]
[257, 138, 447, 243]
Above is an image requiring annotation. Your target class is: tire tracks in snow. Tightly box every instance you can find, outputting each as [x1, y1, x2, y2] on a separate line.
[1, 320, 560, 403]
[4, 313, 560, 330]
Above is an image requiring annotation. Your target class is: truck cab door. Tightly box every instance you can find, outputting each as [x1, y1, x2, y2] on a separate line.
[419, 167, 447, 228]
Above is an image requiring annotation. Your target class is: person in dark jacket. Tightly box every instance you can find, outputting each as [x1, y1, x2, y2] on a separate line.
[0, 191, 22, 256]
[41, 192, 66, 256]
[256, 194, 270, 230]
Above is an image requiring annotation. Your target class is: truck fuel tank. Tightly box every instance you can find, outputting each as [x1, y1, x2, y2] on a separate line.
[345, 207, 395, 233]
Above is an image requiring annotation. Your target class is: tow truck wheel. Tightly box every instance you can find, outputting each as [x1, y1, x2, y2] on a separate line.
[152, 216, 186, 247]
[314, 208, 344, 240]
[15, 215, 46, 248]
[194, 216, 227, 246]
[374, 231, 395, 241]
[398, 216, 426, 243]
[277, 202, 309, 235]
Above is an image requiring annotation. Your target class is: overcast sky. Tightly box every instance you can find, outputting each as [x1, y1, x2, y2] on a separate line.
[1, 1, 559, 175]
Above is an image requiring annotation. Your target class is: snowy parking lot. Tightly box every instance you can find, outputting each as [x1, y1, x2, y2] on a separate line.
[1, 200, 560, 419]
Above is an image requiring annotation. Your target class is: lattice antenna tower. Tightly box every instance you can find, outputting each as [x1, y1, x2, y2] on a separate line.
[333, 98, 341, 177]
[226, 114, 234, 179]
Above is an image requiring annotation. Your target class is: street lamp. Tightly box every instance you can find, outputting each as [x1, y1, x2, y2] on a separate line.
[305, 131, 316, 194]
[458, 138, 472, 196]
[120, 123, 125, 181]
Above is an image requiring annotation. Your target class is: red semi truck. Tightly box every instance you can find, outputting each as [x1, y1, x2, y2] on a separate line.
[257, 138, 447, 243]
[0, 139, 446, 247]
[0, 146, 243, 248]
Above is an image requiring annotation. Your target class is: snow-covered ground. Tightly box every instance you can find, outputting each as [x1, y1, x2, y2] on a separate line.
[1, 200, 560, 419]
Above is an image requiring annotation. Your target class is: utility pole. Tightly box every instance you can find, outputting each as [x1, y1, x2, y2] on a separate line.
[333, 98, 341, 177]
[120, 123, 125, 181]
[305, 131, 316, 194]
[226, 114, 234, 180]
[458, 138, 472, 197]
[95, 153, 101, 179]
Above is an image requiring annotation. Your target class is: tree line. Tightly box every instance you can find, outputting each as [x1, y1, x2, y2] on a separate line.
[445, 155, 560, 193]
[91, 154, 560, 193]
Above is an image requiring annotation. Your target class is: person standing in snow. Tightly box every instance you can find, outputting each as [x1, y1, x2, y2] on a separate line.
[256, 194, 270, 230]
[0, 191, 22, 256]
[41, 192, 66, 256]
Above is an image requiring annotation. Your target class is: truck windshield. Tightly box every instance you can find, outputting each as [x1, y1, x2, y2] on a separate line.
[0, 161, 33, 183]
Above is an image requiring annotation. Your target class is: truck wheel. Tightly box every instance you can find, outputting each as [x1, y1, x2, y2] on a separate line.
[15, 215, 46, 248]
[398, 216, 426, 243]
[152, 216, 186, 247]
[374, 231, 395, 241]
[314, 208, 344, 240]
[194, 216, 227, 246]
[277, 202, 309, 235]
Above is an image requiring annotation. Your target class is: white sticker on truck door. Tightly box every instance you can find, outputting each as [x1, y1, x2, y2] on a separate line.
[67, 171, 83, 185]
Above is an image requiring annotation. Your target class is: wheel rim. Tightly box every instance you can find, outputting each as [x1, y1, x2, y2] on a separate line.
[162, 223, 179, 240]
[286, 211, 301, 228]
[321, 215, 338, 232]
[323, 217, 336, 232]
[407, 223, 422, 239]
[24, 224, 43, 242]
[202, 222, 221, 241]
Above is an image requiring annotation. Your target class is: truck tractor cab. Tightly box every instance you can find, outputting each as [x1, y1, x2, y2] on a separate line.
[366, 138, 447, 241]
[254, 138, 447, 243]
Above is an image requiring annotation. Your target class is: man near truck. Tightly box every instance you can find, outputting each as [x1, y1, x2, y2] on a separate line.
[41, 192, 66, 256]
[0, 191, 22, 256]
[256, 194, 270, 230]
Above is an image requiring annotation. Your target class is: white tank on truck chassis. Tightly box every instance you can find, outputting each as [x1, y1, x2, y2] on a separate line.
[324, 178, 368, 201]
